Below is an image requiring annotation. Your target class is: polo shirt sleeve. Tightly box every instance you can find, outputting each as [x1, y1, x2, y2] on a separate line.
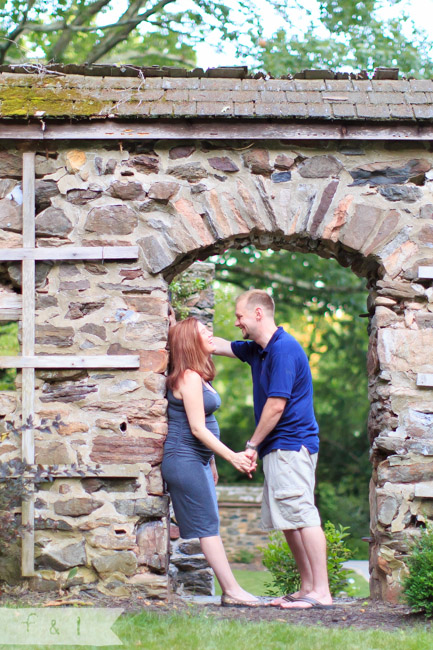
[231, 340, 253, 364]
[267, 342, 295, 399]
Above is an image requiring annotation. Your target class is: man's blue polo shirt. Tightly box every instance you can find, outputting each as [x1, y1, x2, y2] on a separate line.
[231, 326, 319, 459]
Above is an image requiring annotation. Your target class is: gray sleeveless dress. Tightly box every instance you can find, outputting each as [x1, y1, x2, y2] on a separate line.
[162, 384, 221, 539]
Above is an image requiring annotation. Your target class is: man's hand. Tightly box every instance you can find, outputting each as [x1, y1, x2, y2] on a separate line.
[213, 336, 236, 357]
[245, 447, 258, 467]
[230, 451, 257, 478]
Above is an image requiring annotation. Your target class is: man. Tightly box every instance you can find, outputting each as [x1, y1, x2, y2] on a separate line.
[213, 289, 333, 609]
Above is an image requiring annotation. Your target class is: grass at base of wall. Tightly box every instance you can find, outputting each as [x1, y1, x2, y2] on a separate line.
[214, 569, 370, 599]
[1, 611, 432, 650]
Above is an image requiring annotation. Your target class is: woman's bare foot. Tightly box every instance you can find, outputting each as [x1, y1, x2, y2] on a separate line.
[224, 587, 260, 603]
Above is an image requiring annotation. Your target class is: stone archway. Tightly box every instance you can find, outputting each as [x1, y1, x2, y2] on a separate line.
[140, 143, 433, 602]
[1, 139, 432, 601]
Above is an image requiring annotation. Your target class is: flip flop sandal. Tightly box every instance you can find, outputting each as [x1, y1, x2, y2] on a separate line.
[282, 594, 298, 602]
[221, 594, 266, 608]
[270, 594, 298, 607]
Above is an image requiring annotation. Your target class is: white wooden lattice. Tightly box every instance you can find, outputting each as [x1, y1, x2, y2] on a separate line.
[416, 267, 433, 389]
[2, 151, 141, 576]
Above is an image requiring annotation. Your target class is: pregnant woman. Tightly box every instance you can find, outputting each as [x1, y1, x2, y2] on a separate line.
[162, 317, 260, 607]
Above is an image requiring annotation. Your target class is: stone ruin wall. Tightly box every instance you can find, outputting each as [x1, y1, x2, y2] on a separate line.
[215, 486, 267, 561]
[0, 138, 432, 602]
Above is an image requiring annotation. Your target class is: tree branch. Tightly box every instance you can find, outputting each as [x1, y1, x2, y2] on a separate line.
[215, 263, 366, 295]
[86, 0, 176, 64]
[24, 16, 169, 33]
[47, 0, 113, 62]
[0, 0, 37, 64]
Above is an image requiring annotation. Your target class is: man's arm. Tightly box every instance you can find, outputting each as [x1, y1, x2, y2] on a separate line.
[245, 397, 287, 460]
[213, 336, 236, 357]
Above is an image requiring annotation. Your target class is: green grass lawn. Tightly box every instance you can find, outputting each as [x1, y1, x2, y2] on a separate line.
[214, 568, 370, 599]
[2, 610, 432, 650]
[214, 568, 273, 596]
[117, 613, 433, 650]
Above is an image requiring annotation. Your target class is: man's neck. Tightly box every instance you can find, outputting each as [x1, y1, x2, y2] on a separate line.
[254, 323, 278, 349]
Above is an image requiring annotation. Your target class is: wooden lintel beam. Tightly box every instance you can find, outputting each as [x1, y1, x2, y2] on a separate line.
[2, 120, 433, 141]
[0, 292, 22, 321]
[0, 246, 139, 261]
[419, 266, 433, 279]
[0, 355, 140, 368]
[417, 373, 433, 387]
[0, 309, 21, 321]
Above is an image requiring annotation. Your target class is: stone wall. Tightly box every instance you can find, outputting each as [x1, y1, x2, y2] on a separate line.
[169, 486, 265, 596]
[1, 145, 172, 596]
[0, 139, 432, 602]
[216, 486, 266, 560]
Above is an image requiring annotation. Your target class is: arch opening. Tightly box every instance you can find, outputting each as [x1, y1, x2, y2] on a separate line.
[154, 142, 433, 603]
[169, 238, 373, 578]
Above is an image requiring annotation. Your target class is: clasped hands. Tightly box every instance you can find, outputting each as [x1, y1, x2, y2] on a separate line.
[232, 448, 258, 479]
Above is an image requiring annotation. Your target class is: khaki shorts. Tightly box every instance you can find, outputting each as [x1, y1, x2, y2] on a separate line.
[261, 446, 321, 531]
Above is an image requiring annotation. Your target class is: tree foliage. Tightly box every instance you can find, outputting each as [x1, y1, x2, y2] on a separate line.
[0, 0, 431, 78]
[208, 247, 371, 555]
[255, 0, 433, 77]
[0, 0, 262, 65]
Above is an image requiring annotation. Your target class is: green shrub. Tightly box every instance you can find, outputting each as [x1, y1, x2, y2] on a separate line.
[230, 549, 257, 564]
[261, 521, 353, 596]
[0, 321, 19, 390]
[402, 523, 433, 618]
[169, 275, 208, 320]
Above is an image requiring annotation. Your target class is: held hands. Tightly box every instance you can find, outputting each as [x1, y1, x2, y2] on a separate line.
[231, 451, 257, 479]
[244, 447, 258, 465]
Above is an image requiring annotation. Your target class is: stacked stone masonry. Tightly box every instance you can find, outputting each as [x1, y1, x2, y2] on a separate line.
[216, 486, 267, 560]
[0, 72, 432, 601]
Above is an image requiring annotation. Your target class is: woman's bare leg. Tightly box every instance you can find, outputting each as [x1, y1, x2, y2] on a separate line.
[200, 535, 258, 600]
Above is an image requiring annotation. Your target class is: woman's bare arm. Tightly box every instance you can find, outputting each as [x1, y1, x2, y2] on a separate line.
[178, 370, 254, 475]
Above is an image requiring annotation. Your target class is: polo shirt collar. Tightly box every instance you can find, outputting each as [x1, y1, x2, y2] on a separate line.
[258, 326, 283, 356]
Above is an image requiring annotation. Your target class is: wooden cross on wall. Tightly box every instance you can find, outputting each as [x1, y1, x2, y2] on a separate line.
[0, 151, 141, 576]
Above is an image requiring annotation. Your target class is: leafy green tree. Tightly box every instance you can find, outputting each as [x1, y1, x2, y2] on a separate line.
[0, 0, 263, 65]
[254, 0, 433, 77]
[0, 0, 431, 78]
[209, 247, 371, 555]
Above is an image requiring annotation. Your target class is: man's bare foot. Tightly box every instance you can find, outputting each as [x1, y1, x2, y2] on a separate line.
[270, 590, 306, 606]
[279, 590, 333, 609]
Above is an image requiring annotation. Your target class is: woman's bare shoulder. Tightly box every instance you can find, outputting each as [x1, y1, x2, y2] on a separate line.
[178, 369, 202, 390]
[177, 370, 203, 400]
[179, 369, 202, 386]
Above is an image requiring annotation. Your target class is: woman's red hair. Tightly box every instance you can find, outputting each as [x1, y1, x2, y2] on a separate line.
[166, 317, 216, 390]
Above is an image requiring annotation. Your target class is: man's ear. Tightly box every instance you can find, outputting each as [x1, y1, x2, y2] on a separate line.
[255, 306, 262, 320]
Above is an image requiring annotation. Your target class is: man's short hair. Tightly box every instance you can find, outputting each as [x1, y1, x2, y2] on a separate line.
[236, 289, 275, 315]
